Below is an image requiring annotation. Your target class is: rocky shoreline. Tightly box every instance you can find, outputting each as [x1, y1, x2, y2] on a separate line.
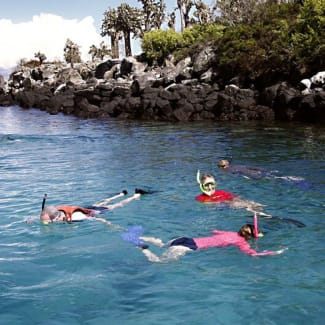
[0, 50, 324, 123]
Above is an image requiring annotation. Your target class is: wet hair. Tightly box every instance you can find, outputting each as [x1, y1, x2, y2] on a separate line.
[238, 224, 258, 240]
[201, 173, 216, 184]
[217, 159, 230, 168]
[40, 206, 61, 221]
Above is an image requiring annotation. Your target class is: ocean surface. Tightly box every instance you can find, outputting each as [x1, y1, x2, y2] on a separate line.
[0, 105, 324, 324]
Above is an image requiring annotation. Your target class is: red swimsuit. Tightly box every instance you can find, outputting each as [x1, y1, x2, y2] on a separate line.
[195, 190, 238, 203]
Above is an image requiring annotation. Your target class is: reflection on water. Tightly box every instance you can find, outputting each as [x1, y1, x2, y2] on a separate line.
[0, 106, 324, 324]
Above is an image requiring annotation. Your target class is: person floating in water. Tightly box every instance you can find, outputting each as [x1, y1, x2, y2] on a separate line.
[195, 171, 307, 227]
[217, 159, 308, 186]
[131, 222, 287, 263]
[32, 189, 150, 226]
[195, 171, 265, 212]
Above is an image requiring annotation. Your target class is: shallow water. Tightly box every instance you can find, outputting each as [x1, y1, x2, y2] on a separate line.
[0, 106, 324, 324]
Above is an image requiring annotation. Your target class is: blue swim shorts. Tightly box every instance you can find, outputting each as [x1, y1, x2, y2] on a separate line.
[169, 237, 198, 250]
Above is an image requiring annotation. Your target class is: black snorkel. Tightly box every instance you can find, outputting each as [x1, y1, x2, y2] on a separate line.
[41, 193, 47, 210]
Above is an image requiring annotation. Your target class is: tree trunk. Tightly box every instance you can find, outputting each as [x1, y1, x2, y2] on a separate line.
[124, 32, 132, 57]
[110, 32, 119, 58]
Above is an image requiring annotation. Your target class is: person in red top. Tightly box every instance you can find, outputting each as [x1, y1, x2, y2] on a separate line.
[195, 171, 265, 213]
[136, 223, 287, 263]
[195, 172, 238, 203]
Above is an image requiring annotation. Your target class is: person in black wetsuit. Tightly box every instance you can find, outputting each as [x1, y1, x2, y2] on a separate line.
[217, 159, 308, 186]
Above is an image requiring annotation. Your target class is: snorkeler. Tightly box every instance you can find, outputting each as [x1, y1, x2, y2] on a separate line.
[195, 170, 265, 212]
[195, 171, 238, 203]
[195, 171, 306, 227]
[37, 189, 150, 226]
[124, 219, 287, 263]
[217, 159, 308, 186]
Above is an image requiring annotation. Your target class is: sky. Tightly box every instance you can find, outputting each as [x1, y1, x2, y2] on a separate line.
[0, 0, 175, 69]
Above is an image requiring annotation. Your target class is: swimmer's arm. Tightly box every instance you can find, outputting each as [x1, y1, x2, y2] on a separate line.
[251, 248, 288, 256]
[93, 217, 123, 230]
[139, 236, 165, 247]
[25, 217, 38, 224]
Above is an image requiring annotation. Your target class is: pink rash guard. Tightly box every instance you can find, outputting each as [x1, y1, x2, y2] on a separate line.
[193, 230, 275, 256]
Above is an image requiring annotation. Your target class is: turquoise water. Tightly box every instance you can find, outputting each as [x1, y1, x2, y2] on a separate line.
[0, 105, 324, 324]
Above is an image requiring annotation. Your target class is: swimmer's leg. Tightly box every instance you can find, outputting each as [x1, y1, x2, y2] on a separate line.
[161, 246, 192, 262]
[96, 193, 141, 210]
[232, 198, 266, 212]
[141, 248, 162, 263]
[141, 246, 192, 263]
[94, 191, 127, 206]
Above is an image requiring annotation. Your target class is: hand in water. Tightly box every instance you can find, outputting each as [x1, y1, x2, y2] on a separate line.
[275, 247, 288, 255]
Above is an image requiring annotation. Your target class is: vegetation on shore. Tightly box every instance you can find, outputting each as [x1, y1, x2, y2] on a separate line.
[17, 1, 325, 88]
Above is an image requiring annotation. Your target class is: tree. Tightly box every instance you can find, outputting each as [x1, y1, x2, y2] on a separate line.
[168, 12, 176, 30]
[89, 42, 112, 61]
[116, 3, 143, 57]
[63, 39, 81, 67]
[88, 45, 98, 62]
[213, 0, 263, 26]
[177, 0, 195, 32]
[193, 1, 213, 25]
[138, 0, 166, 31]
[34, 51, 47, 65]
[101, 8, 122, 58]
[291, 0, 325, 69]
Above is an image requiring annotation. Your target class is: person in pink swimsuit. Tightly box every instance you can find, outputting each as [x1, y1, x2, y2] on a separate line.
[138, 224, 287, 263]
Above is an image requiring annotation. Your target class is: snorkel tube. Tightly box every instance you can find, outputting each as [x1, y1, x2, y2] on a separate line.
[41, 193, 47, 210]
[253, 213, 264, 238]
[197, 170, 208, 194]
[197, 170, 205, 193]
[254, 213, 258, 238]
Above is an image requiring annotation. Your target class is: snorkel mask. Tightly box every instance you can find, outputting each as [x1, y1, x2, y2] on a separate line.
[197, 170, 217, 196]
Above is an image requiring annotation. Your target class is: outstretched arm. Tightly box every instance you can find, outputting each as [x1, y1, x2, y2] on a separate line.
[139, 236, 165, 247]
[93, 217, 124, 230]
[237, 240, 287, 256]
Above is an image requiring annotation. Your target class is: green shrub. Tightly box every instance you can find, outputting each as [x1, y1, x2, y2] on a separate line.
[142, 29, 183, 65]
[181, 24, 225, 47]
[291, 0, 325, 69]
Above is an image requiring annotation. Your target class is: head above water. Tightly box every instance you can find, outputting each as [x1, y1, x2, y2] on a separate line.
[238, 224, 264, 240]
[217, 159, 230, 168]
[40, 206, 61, 223]
[197, 170, 217, 196]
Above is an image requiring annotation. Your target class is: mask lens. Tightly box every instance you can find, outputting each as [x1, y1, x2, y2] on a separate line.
[203, 182, 216, 190]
